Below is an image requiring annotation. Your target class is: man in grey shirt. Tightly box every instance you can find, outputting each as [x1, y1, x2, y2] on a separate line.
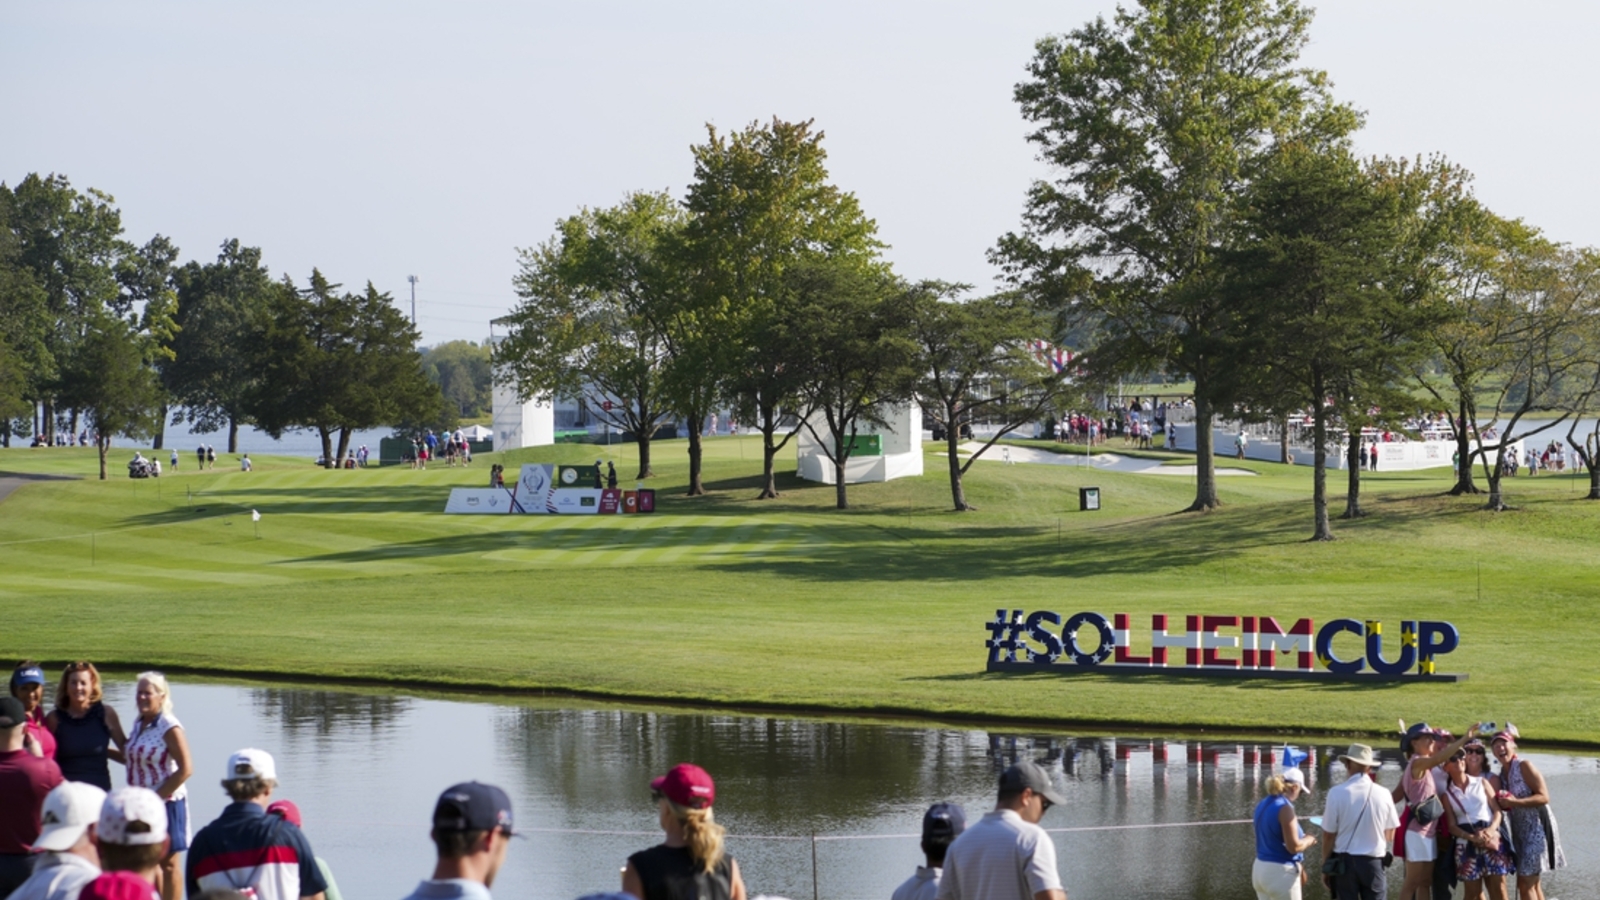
[7, 782, 105, 900]
[936, 761, 1067, 900]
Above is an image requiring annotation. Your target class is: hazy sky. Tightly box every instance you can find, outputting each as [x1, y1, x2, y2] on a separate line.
[6, 1, 1597, 347]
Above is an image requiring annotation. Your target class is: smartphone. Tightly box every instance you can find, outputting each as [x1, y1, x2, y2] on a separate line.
[1307, 816, 1323, 829]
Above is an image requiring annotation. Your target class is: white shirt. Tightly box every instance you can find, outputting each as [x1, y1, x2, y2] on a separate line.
[936, 810, 1061, 900]
[1322, 771, 1400, 857]
[1444, 775, 1494, 825]
[5, 852, 101, 900]
[891, 866, 942, 900]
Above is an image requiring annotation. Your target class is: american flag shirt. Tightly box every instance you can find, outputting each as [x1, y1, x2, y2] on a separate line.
[126, 712, 186, 801]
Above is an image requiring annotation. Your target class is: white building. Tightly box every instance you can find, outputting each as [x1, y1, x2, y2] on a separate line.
[796, 403, 923, 484]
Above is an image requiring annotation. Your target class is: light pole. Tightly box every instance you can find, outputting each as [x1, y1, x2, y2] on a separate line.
[407, 274, 419, 327]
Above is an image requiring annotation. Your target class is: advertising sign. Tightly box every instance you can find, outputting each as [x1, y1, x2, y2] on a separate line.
[550, 488, 603, 514]
[622, 491, 638, 513]
[599, 489, 621, 514]
[637, 489, 656, 513]
[984, 610, 1465, 682]
[512, 464, 554, 514]
[443, 488, 515, 514]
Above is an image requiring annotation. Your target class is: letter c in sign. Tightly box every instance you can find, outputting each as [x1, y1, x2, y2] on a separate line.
[1316, 619, 1366, 675]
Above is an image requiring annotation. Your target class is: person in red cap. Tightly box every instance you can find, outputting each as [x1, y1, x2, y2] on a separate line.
[267, 800, 343, 900]
[621, 764, 746, 900]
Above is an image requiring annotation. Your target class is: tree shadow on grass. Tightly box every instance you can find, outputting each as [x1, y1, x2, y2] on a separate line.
[115, 486, 450, 524]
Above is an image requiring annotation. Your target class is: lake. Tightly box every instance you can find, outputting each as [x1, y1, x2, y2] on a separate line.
[91, 677, 1597, 900]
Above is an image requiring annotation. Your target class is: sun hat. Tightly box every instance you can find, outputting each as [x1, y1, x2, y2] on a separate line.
[78, 872, 159, 900]
[265, 800, 302, 828]
[224, 748, 276, 782]
[651, 764, 715, 809]
[35, 782, 108, 852]
[99, 787, 168, 846]
[922, 802, 966, 840]
[433, 782, 516, 835]
[1339, 743, 1380, 769]
[998, 759, 1067, 806]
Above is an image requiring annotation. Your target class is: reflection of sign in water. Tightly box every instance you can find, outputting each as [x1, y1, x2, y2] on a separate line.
[986, 611, 1464, 681]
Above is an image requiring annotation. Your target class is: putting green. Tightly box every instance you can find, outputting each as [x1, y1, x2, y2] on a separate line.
[2, 438, 1597, 746]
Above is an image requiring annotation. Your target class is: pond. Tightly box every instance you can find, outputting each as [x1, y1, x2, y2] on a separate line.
[94, 677, 1598, 900]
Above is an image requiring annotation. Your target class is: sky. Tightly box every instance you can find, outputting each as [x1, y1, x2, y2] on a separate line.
[6, 1, 1598, 348]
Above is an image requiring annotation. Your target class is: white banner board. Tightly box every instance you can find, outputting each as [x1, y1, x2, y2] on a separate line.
[444, 488, 517, 514]
[512, 464, 554, 514]
[549, 488, 603, 515]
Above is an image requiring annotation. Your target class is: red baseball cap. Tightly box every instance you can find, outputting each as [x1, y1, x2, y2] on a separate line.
[651, 764, 715, 809]
[266, 800, 302, 828]
[79, 872, 159, 900]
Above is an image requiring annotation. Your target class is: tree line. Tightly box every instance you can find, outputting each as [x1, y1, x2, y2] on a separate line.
[0, 175, 461, 478]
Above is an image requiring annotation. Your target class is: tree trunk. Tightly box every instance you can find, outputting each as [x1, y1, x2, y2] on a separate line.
[1310, 384, 1333, 540]
[1485, 471, 1508, 511]
[228, 416, 240, 454]
[1341, 434, 1364, 519]
[42, 398, 55, 445]
[69, 409, 80, 444]
[833, 434, 850, 510]
[947, 413, 971, 511]
[1185, 397, 1221, 511]
[318, 428, 335, 469]
[335, 427, 353, 470]
[153, 404, 168, 450]
[1280, 416, 1291, 465]
[97, 434, 110, 481]
[758, 404, 781, 498]
[1449, 398, 1478, 495]
[1586, 464, 1600, 500]
[685, 422, 705, 496]
[635, 432, 653, 480]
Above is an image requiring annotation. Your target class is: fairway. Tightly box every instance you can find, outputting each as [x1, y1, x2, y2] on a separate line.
[4, 437, 1598, 745]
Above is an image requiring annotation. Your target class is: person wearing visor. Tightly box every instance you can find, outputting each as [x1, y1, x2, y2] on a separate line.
[1396, 722, 1486, 900]
[623, 763, 745, 900]
[9, 662, 55, 760]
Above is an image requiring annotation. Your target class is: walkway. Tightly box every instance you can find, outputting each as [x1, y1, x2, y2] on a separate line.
[953, 443, 1257, 476]
[0, 472, 76, 505]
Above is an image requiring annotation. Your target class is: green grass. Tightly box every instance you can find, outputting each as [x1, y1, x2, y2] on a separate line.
[4, 436, 1599, 745]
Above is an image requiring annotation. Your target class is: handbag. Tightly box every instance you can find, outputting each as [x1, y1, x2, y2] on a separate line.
[1413, 794, 1444, 826]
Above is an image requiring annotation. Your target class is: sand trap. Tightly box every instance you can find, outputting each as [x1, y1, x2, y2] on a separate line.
[949, 443, 1257, 476]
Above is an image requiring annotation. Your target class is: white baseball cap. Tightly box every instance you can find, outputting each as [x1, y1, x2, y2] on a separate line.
[1281, 767, 1311, 793]
[98, 788, 168, 846]
[225, 748, 277, 782]
[35, 782, 108, 852]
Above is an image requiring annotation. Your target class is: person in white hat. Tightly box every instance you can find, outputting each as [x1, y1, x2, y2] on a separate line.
[1319, 744, 1400, 900]
[95, 786, 169, 891]
[5, 781, 106, 900]
[1251, 762, 1316, 900]
[185, 749, 326, 900]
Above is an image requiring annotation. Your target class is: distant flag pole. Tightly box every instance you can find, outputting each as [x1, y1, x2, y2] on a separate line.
[251, 508, 261, 539]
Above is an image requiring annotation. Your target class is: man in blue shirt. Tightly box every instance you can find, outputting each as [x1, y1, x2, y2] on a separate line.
[186, 749, 326, 900]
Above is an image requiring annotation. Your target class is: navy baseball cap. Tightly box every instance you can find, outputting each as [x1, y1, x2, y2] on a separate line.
[433, 782, 517, 836]
[0, 696, 25, 728]
[10, 666, 44, 687]
[922, 802, 966, 840]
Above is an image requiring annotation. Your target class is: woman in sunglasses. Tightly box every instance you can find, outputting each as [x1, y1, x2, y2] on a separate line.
[1441, 742, 1511, 900]
[622, 763, 747, 900]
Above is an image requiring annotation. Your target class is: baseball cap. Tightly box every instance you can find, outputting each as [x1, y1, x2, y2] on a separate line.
[224, 748, 276, 781]
[0, 696, 24, 728]
[265, 800, 302, 828]
[921, 802, 966, 841]
[99, 787, 169, 846]
[650, 764, 715, 809]
[433, 782, 516, 835]
[10, 665, 45, 687]
[78, 872, 159, 900]
[998, 760, 1067, 806]
[36, 782, 109, 852]
[1281, 767, 1311, 793]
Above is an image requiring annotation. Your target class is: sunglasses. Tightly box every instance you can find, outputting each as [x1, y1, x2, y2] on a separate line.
[1039, 796, 1053, 812]
[1466, 748, 1487, 755]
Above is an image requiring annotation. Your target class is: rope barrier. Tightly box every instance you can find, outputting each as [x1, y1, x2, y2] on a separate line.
[513, 816, 1260, 842]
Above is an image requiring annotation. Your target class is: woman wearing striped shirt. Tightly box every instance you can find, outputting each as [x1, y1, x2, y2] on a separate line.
[125, 672, 193, 900]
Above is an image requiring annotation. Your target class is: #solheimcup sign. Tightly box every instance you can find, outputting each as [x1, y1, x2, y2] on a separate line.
[985, 610, 1466, 682]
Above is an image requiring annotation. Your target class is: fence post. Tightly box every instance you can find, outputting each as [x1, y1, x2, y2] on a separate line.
[811, 833, 820, 900]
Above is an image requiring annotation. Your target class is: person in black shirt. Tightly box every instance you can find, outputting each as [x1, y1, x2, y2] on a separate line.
[621, 764, 745, 900]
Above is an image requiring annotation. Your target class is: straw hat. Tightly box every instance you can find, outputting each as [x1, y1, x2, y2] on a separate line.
[1338, 743, 1380, 768]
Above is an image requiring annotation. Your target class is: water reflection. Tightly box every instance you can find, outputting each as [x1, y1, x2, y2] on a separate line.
[97, 678, 1597, 900]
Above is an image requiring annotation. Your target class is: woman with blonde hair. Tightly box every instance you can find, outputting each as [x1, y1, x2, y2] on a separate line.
[1251, 763, 1316, 900]
[622, 763, 746, 900]
[45, 661, 126, 790]
[124, 671, 193, 900]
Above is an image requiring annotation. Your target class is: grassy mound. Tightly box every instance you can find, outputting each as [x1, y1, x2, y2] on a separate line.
[3, 437, 1596, 744]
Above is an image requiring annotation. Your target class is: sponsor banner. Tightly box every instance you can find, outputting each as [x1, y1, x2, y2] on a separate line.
[599, 489, 621, 514]
[513, 464, 554, 514]
[444, 488, 516, 514]
[985, 610, 1465, 682]
[550, 488, 603, 514]
[622, 491, 638, 513]
[556, 464, 601, 488]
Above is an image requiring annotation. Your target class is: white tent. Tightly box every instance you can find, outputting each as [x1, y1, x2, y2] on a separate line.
[462, 424, 494, 441]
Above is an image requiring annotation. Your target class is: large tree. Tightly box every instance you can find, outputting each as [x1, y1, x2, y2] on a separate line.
[0, 188, 51, 445]
[993, 0, 1360, 512]
[785, 259, 919, 510]
[115, 234, 181, 447]
[679, 118, 884, 498]
[1219, 146, 1454, 539]
[909, 286, 1081, 511]
[57, 312, 165, 479]
[169, 240, 276, 452]
[499, 191, 681, 479]
[421, 340, 493, 419]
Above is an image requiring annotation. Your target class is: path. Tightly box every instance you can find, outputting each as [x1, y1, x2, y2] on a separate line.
[952, 443, 1257, 476]
[0, 472, 76, 504]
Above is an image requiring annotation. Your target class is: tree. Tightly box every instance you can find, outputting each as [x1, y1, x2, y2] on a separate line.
[0, 188, 51, 445]
[993, 0, 1360, 512]
[1219, 146, 1451, 539]
[169, 240, 276, 452]
[420, 341, 493, 419]
[57, 312, 164, 479]
[909, 286, 1082, 511]
[680, 118, 885, 498]
[116, 234, 181, 447]
[6, 174, 130, 442]
[786, 260, 919, 510]
[499, 192, 681, 479]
